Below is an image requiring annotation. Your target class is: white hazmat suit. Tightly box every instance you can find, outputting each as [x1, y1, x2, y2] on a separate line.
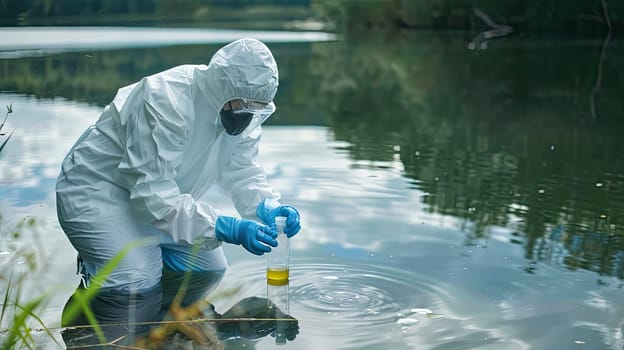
[56, 38, 283, 292]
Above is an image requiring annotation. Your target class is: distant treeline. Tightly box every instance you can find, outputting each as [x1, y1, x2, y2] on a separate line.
[0, 0, 311, 26]
[1, 0, 622, 36]
[312, 0, 621, 36]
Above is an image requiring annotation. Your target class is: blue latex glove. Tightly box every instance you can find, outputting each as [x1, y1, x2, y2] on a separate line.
[215, 216, 277, 255]
[256, 198, 301, 237]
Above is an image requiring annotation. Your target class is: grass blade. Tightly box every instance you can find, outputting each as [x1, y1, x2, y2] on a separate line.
[0, 272, 13, 327]
[76, 293, 106, 344]
[0, 130, 13, 154]
[1, 297, 44, 350]
[14, 303, 62, 348]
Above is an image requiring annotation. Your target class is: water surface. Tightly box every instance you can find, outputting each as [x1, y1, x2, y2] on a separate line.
[0, 27, 623, 349]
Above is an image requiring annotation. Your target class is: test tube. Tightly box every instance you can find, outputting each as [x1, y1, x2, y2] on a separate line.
[267, 278, 289, 345]
[267, 216, 289, 283]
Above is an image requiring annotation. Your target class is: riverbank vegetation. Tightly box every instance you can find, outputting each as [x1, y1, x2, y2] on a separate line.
[1, 0, 622, 37]
[311, 0, 621, 37]
[0, 0, 312, 28]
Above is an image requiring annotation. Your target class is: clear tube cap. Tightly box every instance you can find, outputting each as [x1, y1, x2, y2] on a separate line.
[275, 216, 287, 230]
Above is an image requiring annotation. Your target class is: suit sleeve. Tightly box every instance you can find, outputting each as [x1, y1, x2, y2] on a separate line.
[219, 126, 280, 220]
[117, 78, 221, 247]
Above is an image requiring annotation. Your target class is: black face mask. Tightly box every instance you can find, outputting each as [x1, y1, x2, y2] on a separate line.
[220, 101, 254, 136]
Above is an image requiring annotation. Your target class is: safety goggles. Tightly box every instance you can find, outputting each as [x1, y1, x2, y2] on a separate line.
[220, 99, 276, 136]
[237, 99, 276, 115]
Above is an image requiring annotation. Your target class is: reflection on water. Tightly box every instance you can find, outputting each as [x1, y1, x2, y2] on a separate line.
[61, 269, 298, 349]
[310, 33, 624, 282]
[0, 28, 623, 349]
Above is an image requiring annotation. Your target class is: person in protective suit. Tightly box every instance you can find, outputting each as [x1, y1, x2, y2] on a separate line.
[56, 38, 301, 330]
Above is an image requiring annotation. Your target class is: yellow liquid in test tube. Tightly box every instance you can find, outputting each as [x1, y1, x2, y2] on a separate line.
[267, 216, 290, 283]
[267, 267, 289, 282]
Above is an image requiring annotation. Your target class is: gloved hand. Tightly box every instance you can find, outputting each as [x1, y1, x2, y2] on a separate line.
[256, 198, 301, 237]
[215, 216, 277, 255]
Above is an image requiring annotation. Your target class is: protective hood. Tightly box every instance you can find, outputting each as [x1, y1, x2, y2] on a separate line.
[193, 38, 279, 136]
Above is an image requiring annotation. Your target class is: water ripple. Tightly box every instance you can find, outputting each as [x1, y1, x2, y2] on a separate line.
[289, 262, 450, 331]
[208, 259, 526, 349]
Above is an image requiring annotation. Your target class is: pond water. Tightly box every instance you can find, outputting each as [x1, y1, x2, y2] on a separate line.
[0, 27, 623, 349]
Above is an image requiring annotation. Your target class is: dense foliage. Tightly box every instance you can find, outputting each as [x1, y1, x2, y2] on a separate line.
[0, 0, 311, 26]
[1, 0, 622, 36]
[312, 0, 622, 36]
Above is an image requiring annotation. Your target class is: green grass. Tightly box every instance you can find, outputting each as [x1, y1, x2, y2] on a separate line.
[0, 271, 60, 350]
[0, 105, 13, 154]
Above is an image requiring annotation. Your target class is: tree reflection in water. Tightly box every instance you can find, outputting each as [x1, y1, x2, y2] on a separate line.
[309, 33, 624, 281]
[1, 32, 623, 281]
